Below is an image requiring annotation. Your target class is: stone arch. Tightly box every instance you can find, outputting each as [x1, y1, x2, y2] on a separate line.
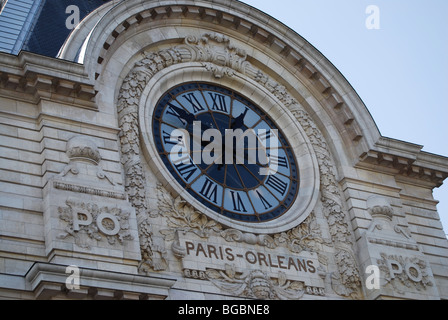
[59, 0, 381, 170]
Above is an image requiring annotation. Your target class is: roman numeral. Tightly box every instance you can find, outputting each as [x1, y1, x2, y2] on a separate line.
[173, 159, 198, 182]
[230, 191, 247, 213]
[258, 130, 271, 142]
[208, 93, 228, 113]
[182, 92, 205, 113]
[268, 154, 289, 169]
[166, 103, 185, 124]
[199, 178, 218, 204]
[265, 175, 288, 196]
[162, 130, 181, 145]
[256, 191, 273, 210]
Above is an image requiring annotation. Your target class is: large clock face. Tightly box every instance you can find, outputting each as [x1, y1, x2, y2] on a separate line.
[152, 82, 299, 223]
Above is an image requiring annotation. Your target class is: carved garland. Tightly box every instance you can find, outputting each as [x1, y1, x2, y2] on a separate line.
[117, 33, 361, 298]
[154, 183, 326, 254]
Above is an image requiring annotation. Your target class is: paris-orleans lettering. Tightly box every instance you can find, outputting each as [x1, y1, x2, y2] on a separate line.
[185, 240, 317, 274]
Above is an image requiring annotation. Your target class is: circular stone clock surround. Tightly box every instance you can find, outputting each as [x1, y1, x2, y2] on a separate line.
[139, 63, 320, 235]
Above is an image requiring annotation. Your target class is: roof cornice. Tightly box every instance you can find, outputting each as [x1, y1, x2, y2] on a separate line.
[0, 51, 96, 108]
[358, 136, 448, 187]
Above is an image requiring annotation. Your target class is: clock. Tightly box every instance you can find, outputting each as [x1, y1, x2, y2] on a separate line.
[152, 82, 299, 223]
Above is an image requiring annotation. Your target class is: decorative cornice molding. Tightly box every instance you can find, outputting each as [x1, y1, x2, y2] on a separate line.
[23, 262, 175, 300]
[0, 52, 97, 108]
[359, 149, 448, 187]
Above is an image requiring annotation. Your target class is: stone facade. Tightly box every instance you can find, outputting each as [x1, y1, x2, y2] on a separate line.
[1, 0, 448, 300]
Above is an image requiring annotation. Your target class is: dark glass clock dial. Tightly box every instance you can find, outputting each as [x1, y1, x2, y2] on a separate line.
[152, 82, 299, 223]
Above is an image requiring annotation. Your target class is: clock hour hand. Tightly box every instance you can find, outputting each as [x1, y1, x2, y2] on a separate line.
[231, 108, 249, 130]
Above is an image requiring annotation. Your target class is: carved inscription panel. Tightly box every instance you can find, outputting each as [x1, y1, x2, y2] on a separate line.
[173, 231, 325, 300]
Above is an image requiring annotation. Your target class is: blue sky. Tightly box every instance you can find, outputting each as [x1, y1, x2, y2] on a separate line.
[241, 0, 448, 235]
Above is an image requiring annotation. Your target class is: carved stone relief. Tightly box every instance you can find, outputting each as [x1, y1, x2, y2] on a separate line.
[151, 183, 350, 299]
[43, 135, 141, 265]
[60, 135, 116, 187]
[52, 136, 135, 249]
[57, 199, 134, 249]
[116, 32, 362, 299]
[357, 196, 440, 299]
[206, 267, 307, 300]
[365, 196, 418, 250]
[377, 253, 434, 294]
[152, 183, 324, 255]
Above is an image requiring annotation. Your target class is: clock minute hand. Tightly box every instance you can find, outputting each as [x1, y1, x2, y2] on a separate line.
[170, 105, 196, 126]
[171, 106, 214, 149]
[218, 108, 249, 171]
[170, 105, 214, 132]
